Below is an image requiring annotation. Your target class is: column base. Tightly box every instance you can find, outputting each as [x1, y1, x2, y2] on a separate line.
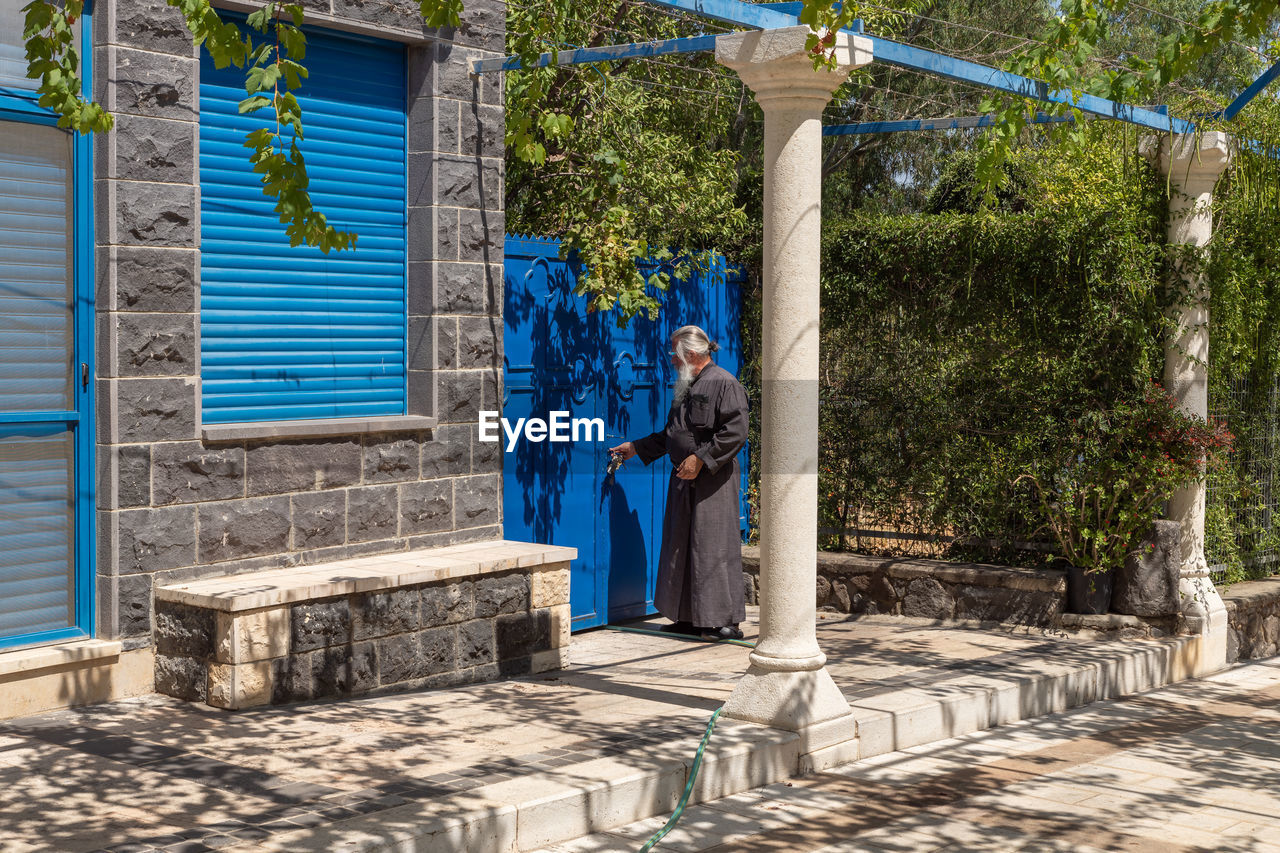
[1179, 573, 1228, 676]
[721, 664, 858, 769]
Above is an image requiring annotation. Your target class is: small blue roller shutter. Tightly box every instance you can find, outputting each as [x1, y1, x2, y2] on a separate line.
[199, 27, 408, 424]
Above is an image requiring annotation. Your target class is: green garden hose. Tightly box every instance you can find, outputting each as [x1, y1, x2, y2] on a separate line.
[639, 707, 721, 852]
[601, 625, 754, 850]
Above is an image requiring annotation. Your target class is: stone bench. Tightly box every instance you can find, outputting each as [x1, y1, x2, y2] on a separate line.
[154, 540, 575, 710]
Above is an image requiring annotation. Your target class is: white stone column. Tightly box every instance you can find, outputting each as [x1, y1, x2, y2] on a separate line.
[715, 27, 871, 766]
[1147, 131, 1232, 674]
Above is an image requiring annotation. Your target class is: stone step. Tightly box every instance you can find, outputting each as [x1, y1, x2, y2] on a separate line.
[236, 631, 1205, 852]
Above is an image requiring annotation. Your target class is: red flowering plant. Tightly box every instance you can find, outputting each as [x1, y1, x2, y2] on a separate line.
[1020, 382, 1233, 576]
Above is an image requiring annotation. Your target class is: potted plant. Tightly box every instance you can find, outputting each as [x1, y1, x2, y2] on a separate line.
[1021, 382, 1232, 614]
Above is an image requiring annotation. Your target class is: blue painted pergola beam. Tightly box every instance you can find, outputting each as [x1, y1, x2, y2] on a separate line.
[1223, 59, 1280, 120]
[470, 34, 718, 74]
[824, 112, 1073, 136]
[639, 0, 1197, 134]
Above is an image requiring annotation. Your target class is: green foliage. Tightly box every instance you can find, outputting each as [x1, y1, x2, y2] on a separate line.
[22, 0, 111, 133]
[238, 3, 355, 252]
[1023, 385, 1231, 574]
[789, 128, 1179, 565]
[505, 0, 748, 326]
[923, 151, 1033, 214]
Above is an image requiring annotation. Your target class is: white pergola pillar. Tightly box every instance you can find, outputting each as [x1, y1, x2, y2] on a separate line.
[1148, 131, 1232, 674]
[715, 27, 871, 765]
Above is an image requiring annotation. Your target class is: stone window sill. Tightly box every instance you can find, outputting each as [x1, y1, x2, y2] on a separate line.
[0, 640, 123, 677]
[201, 415, 439, 444]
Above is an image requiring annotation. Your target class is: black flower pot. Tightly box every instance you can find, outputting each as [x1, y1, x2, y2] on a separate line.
[1066, 566, 1114, 615]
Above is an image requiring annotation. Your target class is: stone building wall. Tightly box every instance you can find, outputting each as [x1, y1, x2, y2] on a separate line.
[92, 0, 508, 655]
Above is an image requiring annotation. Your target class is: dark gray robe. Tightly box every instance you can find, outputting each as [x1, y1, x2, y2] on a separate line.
[633, 363, 749, 628]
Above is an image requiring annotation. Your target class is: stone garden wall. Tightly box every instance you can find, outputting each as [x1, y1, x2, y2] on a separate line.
[1223, 576, 1280, 663]
[742, 547, 1066, 627]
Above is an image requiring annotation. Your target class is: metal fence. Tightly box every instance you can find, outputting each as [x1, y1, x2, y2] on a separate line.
[1206, 376, 1280, 585]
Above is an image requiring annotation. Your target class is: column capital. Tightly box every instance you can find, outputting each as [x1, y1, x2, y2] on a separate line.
[715, 26, 872, 105]
[1143, 131, 1233, 195]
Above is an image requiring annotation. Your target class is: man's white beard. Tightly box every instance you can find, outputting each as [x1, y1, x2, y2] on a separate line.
[673, 362, 696, 405]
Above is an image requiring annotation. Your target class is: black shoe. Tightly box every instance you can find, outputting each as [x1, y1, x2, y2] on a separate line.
[659, 621, 696, 636]
[701, 625, 744, 642]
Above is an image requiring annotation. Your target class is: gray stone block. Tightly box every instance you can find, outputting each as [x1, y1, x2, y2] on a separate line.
[377, 632, 425, 684]
[116, 312, 195, 377]
[408, 151, 434, 206]
[455, 473, 500, 528]
[421, 580, 473, 624]
[408, 368, 435, 420]
[458, 207, 503, 262]
[198, 496, 291, 563]
[400, 479, 453, 535]
[457, 1, 505, 53]
[113, 114, 195, 184]
[117, 572, 153, 640]
[292, 599, 352, 652]
[471, 430, 501, 474]
[436, 371, 482, 424]
[436, 156, 486, 209]
[421, 424, 471, 478]
[113, 247, 196, 312]
[347, 484, 399, 543]
[316, 642, 378, 695]
[457, 620, 494, 666]
[291, 490, 348, 550]
[354, 589, 421, 640]
[117, 504, 197, 573]
[1114, 520, 1182, 617]
[151, 442, 245, 505]
[433, 262, 488, 314]
[435, 45, 480, 101]
[458, 317, 498, 369]
[271, 653, 315, 704]
[116, 180, 195, 246]
[332, 0, 419, 29]
[409, 94, 435, 155]
[474, 573, 530, 619]
[155, 654, 206, 703]
[116, 444, 152, 508]
[901, 576, 955, 619]
[111, 47, 196, 120]
[116, 377, 197, 441]
[114, 0, 198, 56]
[408, 206, 443, 264]
[407, 260, 432, 315]
[436, 99, 460, 155]
[435, 318, 459, 369]
[495, 610, 551, 661]
[363, 436, 421, 484]
[421, 625, 458, 676]
[246, 438, 361, 495]
[408, 316, 434, 372]
[155, 602, 215, 658]
[461, 104, 503, 159]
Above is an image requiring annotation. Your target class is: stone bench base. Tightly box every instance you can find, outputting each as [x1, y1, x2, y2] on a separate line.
[154, 540, 575, 709]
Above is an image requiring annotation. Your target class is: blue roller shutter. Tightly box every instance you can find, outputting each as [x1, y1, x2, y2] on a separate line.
[199, 27, 408, 423]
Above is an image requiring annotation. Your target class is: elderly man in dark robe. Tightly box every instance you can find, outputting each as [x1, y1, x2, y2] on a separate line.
[610, 325, 750, 641]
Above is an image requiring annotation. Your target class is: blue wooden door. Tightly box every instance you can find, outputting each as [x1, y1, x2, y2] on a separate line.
[503, 237, 744, 630]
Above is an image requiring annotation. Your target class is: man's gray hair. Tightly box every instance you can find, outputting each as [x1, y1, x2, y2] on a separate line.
[671, 325, 719, 361]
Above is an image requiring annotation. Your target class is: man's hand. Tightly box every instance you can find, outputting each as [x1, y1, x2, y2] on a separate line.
[609, 441, 637, 462]
[676, 454, 704, 480]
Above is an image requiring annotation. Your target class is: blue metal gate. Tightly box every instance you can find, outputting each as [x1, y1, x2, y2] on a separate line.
[503, 236, 745, 630]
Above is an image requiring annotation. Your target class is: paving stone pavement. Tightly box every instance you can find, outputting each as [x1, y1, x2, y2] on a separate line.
[539, 657, 1280, 853]
[0, 613, 1230, 852]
